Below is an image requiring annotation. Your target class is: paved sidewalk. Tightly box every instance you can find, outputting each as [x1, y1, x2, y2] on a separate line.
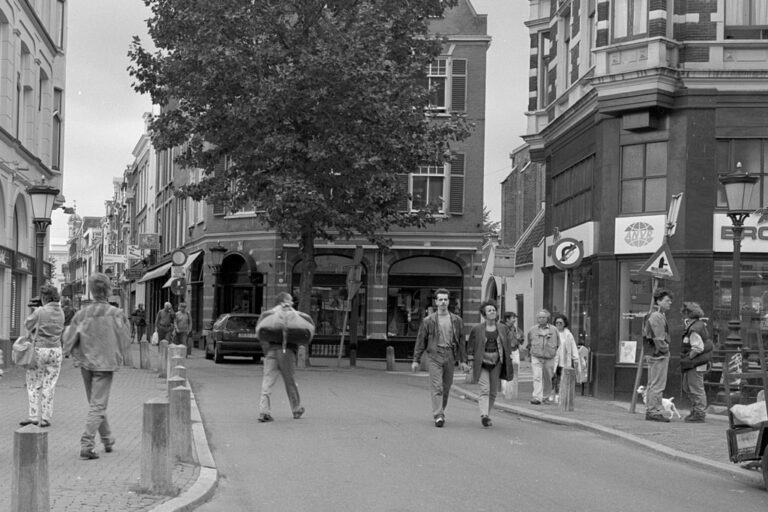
[0, 344, 213, 512]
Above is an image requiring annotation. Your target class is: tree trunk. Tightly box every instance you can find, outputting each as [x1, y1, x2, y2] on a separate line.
[297, 229, 317, 367]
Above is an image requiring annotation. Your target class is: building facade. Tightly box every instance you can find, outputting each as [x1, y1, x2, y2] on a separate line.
[120, 0, 490, 359]
[0, 0, 67, 365]
[521, 0, 768, 400]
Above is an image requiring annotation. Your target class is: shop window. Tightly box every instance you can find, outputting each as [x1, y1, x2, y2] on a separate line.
[552, 155, 593, 230]
[620, 141, 667, 214]
[725, 0, 768, 40]
[716, 139, 768, 210]
[617, 261, 657, 364]
[568, 265, 593, 347]
[612, 0, 647, 41]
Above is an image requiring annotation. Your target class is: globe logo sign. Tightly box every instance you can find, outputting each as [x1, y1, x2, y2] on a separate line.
[624, 222, 654, 247]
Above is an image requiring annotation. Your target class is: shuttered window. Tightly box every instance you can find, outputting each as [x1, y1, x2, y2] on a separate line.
[426, 58, 467, 113]
[451, 60, 467, 112]
[448, 153, 465, 215]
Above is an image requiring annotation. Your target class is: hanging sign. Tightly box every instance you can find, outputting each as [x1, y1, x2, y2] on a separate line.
[638, 242, 680, 281]
[551, 237, 583, 270]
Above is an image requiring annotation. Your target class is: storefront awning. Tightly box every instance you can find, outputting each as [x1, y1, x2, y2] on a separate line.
[161, 251, 204, 288]
[137, 262, 172, 283]
[161, 276, 175, 288]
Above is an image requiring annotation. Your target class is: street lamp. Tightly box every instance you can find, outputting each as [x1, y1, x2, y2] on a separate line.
[27, 179, 60, 293]
[208, 242, 227, 322]
[719, 162, 758, 357]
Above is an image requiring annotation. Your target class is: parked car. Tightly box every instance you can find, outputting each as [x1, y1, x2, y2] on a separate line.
[204, 313, 261, 364]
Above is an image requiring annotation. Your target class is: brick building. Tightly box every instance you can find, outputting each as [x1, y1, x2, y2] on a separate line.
[521, 0, 768, 399]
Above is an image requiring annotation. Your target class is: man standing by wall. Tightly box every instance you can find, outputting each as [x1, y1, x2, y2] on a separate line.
[411, 288, 467, 428]
[524, 309, 559, 405]
[174, 303, 192, 357]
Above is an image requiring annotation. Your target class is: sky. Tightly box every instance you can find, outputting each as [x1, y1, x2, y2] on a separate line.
[49, 0, 529, 243]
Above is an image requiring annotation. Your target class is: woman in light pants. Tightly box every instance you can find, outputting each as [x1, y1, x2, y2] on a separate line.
[467, 300, 514, 427]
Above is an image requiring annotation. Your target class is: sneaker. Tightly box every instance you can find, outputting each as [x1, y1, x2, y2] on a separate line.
[434, 417, 445, 428]
[481, 415, 492, 427]
[684, 414, 705, 423]
[645, 413, 671, 423]
[530, 399, 542, 405]
[104, 439, 115, 453]
[80, 449, 99, 460]
[293, 407, 305, 419]
[257, 414, 274, 423]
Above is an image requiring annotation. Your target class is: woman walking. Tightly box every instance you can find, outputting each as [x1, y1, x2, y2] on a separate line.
[20, 284, 65, 427]
[552, 313, 582, 403]
[467, 300, 513, 427]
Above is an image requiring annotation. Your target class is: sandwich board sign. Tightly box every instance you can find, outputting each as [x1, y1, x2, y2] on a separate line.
[638, 242, 679, 281]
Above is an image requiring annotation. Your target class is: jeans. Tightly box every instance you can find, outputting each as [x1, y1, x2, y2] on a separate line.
[531, 356, 556, 401]
[427, 347, 455, 419]
[135, 325, 146, 343]
[646, 354, 670, 415]
[80, 369, 114, 451]
[25, 347, 63, 422]
[157, 326, 172, 344]
[478, 363, 501, 416]
[259, 348, 301, 416]
[682, 369, 707, 415]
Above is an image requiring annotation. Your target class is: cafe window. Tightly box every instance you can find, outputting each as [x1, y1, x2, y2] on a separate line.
[386, 256, 462, 337]
[617, 261, 655, 364]
[292, 255, 366, 338]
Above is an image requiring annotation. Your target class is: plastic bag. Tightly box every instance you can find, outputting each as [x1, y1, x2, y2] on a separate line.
[12, 336, 36, 369]
[151, 331, 159, 345]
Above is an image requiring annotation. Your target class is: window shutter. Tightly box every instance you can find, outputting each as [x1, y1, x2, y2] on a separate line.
[397, 173, 410, 212]
[451, 59, 467, 112]
[212, 157, 227, 216]
[448, 154, 465, 215]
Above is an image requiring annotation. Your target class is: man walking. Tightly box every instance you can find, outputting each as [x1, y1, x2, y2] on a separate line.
[155, 302, 175, 343]
[643, 288, 673, 422]
[524, 309, 559, 405]
[132, 304, 147, 343]
[174, 303, 193, 357]
[63, 273, 131, 460]
[411, 288, 467, 427]
[255, 293, 315, 422]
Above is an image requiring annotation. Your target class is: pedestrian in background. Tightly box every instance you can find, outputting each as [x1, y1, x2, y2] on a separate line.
[501, 311, 524, 364]
[155, 302, 175, 343]
[132, 303, 147, 343]
[680, 301, 713, 423]
[255, 292, 314, 422]
[61, 297, 76, 328]
[642, 288, 673, 423]
[20, 284, 65, 427]
[467, 300, 513, 427]
[174, 302, 193, 357]
[411, 288, 468, 428]
[524, 309, 559, 405]
[552, 313, 582, 403]
[63, 273, 131, 460]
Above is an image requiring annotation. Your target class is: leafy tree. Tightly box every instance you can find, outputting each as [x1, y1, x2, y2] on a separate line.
[483, 206, 500, 242]
[128, 0, 472, 317]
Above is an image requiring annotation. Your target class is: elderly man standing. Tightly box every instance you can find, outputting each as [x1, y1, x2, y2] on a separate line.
[524, 309, 560, 405]
[155, 302, 175, 344]
[174, 303, 193, 357]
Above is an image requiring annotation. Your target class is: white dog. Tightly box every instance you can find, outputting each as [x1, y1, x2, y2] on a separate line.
[637, 385, 681, 419]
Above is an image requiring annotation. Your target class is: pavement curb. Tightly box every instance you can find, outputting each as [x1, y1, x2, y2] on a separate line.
[452, 384, 765, 488]
[149, 386, 218, 512]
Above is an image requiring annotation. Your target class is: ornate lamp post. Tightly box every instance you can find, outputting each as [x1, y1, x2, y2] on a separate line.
[27, 179, 60, 293]
[719, 162, 758, 356]
[208, 243, 227, 323]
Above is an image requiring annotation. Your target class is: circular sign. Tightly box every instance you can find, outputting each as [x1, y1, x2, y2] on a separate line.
[171, 249, 187, 266]
[552, 237, 583, 270]
[170, 277, 186, 296]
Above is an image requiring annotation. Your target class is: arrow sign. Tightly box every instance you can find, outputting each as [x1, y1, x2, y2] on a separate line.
[638, 242, 680, 281]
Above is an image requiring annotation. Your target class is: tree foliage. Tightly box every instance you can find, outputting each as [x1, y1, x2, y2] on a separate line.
[128, 0, 473, 328]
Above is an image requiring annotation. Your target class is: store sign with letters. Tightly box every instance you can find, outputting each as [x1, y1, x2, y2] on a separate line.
[614, 215, 665, 255]
[713, 214, 768, 253]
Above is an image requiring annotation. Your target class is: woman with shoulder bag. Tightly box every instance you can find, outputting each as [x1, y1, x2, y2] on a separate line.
[20, 284, 65, 427]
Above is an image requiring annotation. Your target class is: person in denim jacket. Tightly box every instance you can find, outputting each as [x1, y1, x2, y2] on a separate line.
[20, 284, 65, 427]
[63, 273, 131, 459]
[643, 288, 673, 423]
[524, 309, 560, 405]
[411, 288, 467, 428]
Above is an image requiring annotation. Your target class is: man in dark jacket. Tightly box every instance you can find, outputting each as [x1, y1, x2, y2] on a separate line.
[155, 302, 175, 343]
[680, 301, 714, 423]
[411, 288, 467, 428]
[132, 304, 147, 342]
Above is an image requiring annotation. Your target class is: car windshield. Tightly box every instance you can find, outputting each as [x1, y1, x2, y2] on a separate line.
[226, 316, 258, 332]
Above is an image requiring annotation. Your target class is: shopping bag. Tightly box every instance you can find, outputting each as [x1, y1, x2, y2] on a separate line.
[12, 335, 36, 369]
[151, 331, 159, 345]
